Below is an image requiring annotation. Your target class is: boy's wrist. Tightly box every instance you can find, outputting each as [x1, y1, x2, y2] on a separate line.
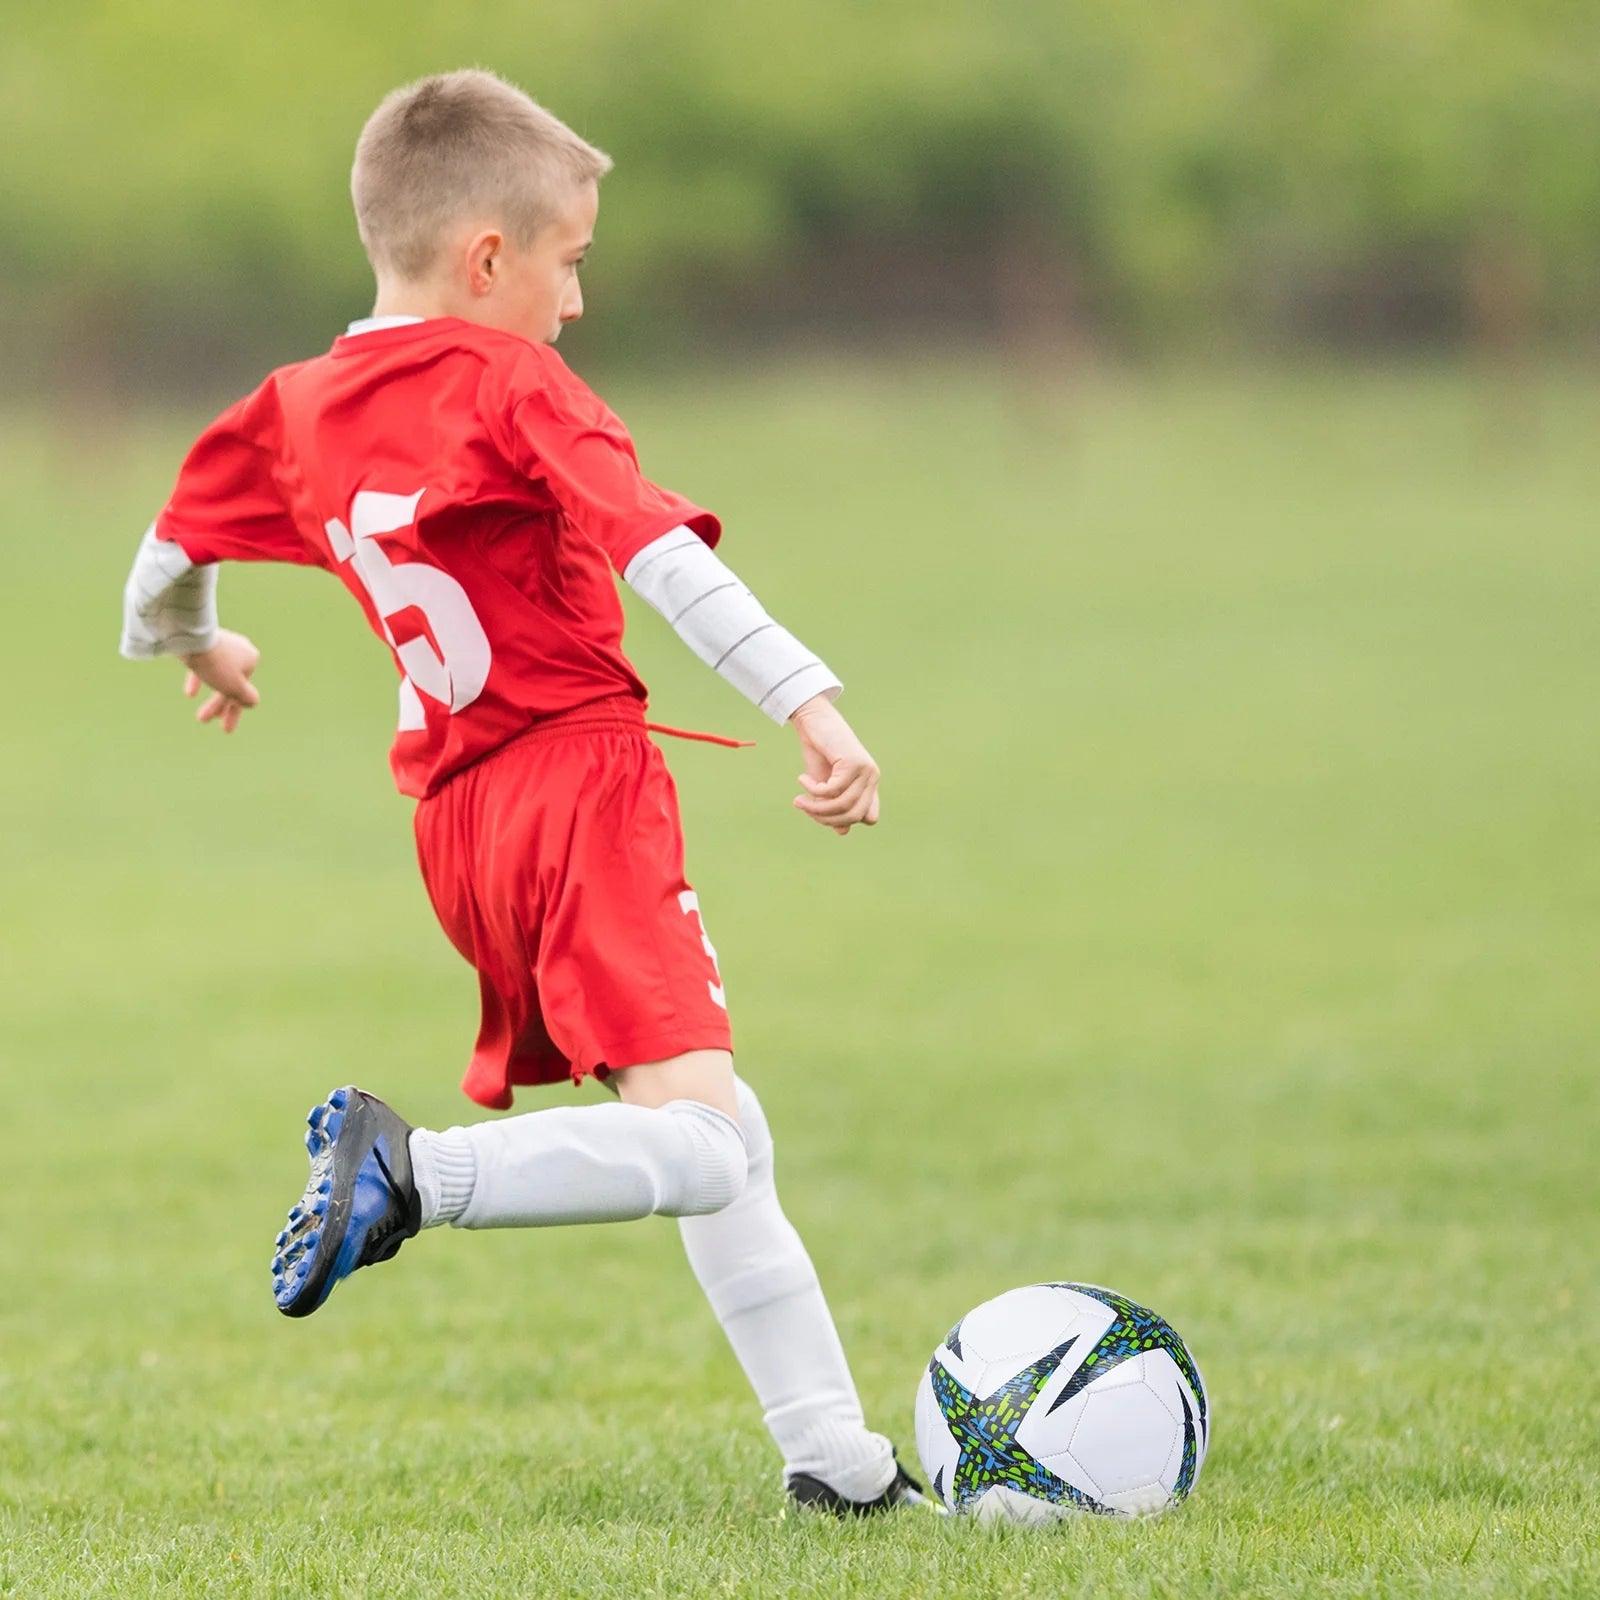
[788, 693, 837, 726]
[177, 630, 224, 667]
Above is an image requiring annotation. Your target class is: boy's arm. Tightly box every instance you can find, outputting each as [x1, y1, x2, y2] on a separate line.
[624, 527, 879, 834]
[121, 523, 261, 732]
[121, 523, 220, 661]
[121, 382, 317, 732]
[623, 526, 840, 721]
[497, 356, 878, 830]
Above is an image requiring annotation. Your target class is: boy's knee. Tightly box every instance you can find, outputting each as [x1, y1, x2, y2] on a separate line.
[732, 1076, 773, 1176]
[662, 1099, 748, 1215]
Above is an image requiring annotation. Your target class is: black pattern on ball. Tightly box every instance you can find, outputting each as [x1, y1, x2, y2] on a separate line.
[1042, 1282, 1209, 1458]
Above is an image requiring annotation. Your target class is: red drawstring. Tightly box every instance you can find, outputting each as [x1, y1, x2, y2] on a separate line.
[646, 721, 756, 749]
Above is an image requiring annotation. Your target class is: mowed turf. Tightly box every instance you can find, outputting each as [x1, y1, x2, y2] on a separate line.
[1, 360, 1596, 1598]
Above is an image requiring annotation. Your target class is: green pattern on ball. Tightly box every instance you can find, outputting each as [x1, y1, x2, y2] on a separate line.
[929, 1337, 1112, 1515]
[1046, 1285, 1205, 1428]
[1044, 1282, 1207, 1500]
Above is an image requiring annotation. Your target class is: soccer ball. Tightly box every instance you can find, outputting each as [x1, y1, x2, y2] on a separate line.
[914, 1281, 1209, 1523]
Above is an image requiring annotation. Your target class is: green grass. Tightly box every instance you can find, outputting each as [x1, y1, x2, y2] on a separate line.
[1, 359, 1597, 1598]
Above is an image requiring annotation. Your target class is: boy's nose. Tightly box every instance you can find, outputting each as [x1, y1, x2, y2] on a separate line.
[561, 283, 584, 322]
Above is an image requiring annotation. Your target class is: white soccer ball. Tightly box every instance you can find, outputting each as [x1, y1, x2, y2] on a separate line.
[914, 1281, 1209, 1523]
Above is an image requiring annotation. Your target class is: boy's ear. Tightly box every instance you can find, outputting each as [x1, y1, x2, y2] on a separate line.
[464, 228, 507, 297]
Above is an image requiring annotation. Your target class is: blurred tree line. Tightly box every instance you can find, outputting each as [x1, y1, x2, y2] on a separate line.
[2, 0, 1596, 395]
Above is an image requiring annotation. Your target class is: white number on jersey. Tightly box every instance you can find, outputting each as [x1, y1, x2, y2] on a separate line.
[678, 890, 728, 1010]
[325, 490, 492, 731]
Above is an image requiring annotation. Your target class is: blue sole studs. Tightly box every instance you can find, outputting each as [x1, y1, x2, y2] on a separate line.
[271, 1090, 350, 1310]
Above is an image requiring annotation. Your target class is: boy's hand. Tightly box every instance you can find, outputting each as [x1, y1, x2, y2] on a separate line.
[790, 695, 880, 836]
[180, 629, 261, 734]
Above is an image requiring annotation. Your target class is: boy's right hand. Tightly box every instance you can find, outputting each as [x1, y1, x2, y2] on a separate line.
[180, 628, 261, 734]
[790, 695, 880, 836]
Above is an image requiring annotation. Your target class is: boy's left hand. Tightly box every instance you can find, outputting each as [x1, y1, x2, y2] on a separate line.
[790, 695, 880, 836]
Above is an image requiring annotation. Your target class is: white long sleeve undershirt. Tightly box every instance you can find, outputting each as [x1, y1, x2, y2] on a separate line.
[119, 517, 839, 723]
[120, 524, 218, 660]
[623, 527, 841, 722]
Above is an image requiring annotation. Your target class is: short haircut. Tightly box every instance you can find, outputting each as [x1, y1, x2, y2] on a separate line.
[352, 69, 612, 280]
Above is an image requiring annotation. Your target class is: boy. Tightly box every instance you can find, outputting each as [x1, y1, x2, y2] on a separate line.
[120, 68, 927, 1516]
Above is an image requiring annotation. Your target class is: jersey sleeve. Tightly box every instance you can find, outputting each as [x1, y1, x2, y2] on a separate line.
[156, 381, 320, 568]
[494, 348, 720, 573]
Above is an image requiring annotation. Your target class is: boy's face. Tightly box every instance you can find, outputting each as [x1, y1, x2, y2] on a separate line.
[480, 180, 599, 345]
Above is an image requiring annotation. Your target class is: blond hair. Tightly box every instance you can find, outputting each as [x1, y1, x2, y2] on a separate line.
[352, 69, 612, 280]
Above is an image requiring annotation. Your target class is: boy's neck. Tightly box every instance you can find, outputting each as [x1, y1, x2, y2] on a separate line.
[370, 278, 463, 322]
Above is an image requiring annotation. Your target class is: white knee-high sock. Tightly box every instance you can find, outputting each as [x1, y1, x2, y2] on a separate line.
[408, 1099, 747, 1228]
[678, 1077, 895, 1500]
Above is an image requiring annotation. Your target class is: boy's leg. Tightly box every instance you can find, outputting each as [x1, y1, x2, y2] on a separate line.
[277, 1054, 899, 1499]
[640, 1066, 899, 1506]
[409, 1050, 742, 1230]
[272, 1058, 746, 1316]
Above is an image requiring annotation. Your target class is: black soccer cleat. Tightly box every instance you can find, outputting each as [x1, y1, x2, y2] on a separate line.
[786, 1456, 943, 1517]
[271, 1086, 421, 1318]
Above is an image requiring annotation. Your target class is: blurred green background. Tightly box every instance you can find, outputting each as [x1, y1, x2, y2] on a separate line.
[3, 0, 1597, 394]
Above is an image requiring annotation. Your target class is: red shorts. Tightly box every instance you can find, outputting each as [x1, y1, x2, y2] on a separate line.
[413, 696, 733, 1108]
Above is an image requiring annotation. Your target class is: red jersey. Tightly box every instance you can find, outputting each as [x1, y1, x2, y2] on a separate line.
[156, 318, 720, 798]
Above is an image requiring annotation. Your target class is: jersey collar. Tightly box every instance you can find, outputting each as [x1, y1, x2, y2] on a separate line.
[344, 314, 426, 336]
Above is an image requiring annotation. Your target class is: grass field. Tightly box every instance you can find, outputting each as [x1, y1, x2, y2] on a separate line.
[1, 359, 1597, 1598]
